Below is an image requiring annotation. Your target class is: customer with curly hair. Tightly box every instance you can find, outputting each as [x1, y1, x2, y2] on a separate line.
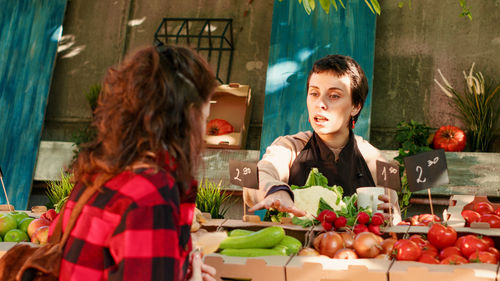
[49, 44, 218, 281]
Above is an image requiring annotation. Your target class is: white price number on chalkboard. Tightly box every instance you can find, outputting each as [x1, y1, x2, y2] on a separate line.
[415, 166, 427, 183]
[233, 167, 251, 182]
[381, 166, 398, 181]
[415, 156, 439, 184]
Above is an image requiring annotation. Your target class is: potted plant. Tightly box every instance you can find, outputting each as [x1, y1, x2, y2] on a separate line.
[45, 172, 74, 213]
[435, 63, 500, 152]
[195, 179, 233, 219]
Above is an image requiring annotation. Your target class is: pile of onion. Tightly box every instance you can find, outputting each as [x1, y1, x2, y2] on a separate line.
[313, 230, 388, 259]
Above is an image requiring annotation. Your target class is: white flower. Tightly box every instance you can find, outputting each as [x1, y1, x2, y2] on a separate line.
[435, 69, 455, 98]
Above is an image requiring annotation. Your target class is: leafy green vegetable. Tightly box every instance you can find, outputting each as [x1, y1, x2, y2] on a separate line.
[318, 197, 334, 214]
[292, 216, 316, 227]
[263, 208, 288, 222]
[291, 168, 344, 204]
[394, 120, 432, 217]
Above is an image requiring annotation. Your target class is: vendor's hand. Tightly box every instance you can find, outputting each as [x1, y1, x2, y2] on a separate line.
[377, 194, 401, 224]
[248, 191, 306, 217]
[188, 251, 216, 281]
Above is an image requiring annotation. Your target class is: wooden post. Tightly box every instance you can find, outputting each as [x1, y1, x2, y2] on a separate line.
[0, 176, 13, 211]
[427, 188, 435, 218]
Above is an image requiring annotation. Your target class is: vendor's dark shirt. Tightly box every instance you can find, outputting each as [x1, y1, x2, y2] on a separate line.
[288, 131, 375, 196]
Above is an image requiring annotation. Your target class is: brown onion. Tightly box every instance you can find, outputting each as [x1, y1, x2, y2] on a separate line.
[313, 231, 344, 258]
[353, 232, 382, 258]
[380, 238, 397, 255]
[340, 231, 355, 248]
[375, 254, 391, 260]
[298, 247, 320, 256]
[334, 248, 358, 259]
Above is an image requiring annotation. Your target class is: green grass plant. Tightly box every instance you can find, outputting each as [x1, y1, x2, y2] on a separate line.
[45, 172, 74, 213]
[196, 179, 233, 219]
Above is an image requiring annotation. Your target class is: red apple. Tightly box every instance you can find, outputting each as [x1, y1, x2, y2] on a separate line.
[31, 226, 49, 245]
[27, 218, 51, 238]
[433, 125, 466, 152]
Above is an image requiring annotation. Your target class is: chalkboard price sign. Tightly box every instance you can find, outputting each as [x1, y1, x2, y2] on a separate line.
[376, 160, 401, 192]
[403, 149, 449, 192]
[229, 160, 259, 189]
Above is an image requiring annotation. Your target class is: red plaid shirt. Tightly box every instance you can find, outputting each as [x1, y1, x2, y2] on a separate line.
[49, 157, 196, 281]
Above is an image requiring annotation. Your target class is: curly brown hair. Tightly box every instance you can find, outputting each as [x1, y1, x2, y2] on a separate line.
[72, 45, 217, 194]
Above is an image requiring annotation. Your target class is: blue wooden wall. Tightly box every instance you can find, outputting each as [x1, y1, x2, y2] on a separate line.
[0, 0, 67, 209]
[260, 0, 377, 156]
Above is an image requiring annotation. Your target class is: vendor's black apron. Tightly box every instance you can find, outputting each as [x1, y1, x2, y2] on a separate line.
[288, 131, 375, 196]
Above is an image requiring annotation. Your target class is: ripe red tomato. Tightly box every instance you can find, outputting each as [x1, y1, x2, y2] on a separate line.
[473, 202, 494, 215]
[495, 206, 500, 217]
[428, 223, 457, 250]
[419, 214, 441, 225]
[440, 254, 468, 265]
[432, 125, 466, 152]
[479, 214, 500, 228]
[461, 210, 481, 225]
[409, 234, 427, 248]
[393, 239, 422, 261]
[469, 251, 498, 264]
[481, 236, 495, 248]
[460, 235, 489, 257]
[418, 254, 440, 264]
[421, 244, 439, 258]
[206, 119, 234, 135]
[439, 246, 463, 260]
[488, 247, 500, 260]
[455, 236, 466, 248]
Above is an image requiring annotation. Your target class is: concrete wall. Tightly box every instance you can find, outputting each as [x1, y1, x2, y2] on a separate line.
[371, 0, 500, 151]
[42, 0, 273, 150]
[42, 0, 500, 152]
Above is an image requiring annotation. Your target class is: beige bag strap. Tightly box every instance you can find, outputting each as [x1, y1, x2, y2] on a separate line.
[49, 186, 98, 245]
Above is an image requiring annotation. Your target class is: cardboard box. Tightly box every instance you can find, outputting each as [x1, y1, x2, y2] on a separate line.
[286, 256, 392, 281]
[204, 84, 252, 149]
[204, 254, 290, 281]
[389, 260, 498, 281]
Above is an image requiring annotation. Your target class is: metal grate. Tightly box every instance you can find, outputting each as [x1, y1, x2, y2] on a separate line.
[154, 18, 234, 84]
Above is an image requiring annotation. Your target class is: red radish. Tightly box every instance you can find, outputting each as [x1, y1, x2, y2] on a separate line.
[356, 212, 370, 225]
[353, 224, 368, 234]
[334, 216, 347, 229]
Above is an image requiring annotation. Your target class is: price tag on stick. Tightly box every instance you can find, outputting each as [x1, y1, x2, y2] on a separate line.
[404, 149, 449, 218]
[376, 160, 401, 192]
[229, 160, 259, 221]
[229, 160, 259, 189]
[403, 149, 449, 192]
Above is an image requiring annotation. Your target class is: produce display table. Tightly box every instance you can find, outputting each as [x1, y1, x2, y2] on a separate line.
[201, 210, 500, 281]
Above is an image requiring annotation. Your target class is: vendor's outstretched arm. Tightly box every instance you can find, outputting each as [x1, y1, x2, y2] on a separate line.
[245, 133, 310, 217]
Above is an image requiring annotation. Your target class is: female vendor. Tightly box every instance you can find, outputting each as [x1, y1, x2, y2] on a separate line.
[247, 54, 400, 222]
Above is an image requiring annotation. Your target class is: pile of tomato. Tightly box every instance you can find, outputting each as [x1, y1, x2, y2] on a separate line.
[461, 201, 500, 228]
[397, 213, 442, 226]
[393, 223, 499, 264]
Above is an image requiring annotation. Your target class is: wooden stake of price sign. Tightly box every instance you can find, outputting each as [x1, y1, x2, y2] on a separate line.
[229, 160, 259, 221]
[403, 149, 449, 218]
